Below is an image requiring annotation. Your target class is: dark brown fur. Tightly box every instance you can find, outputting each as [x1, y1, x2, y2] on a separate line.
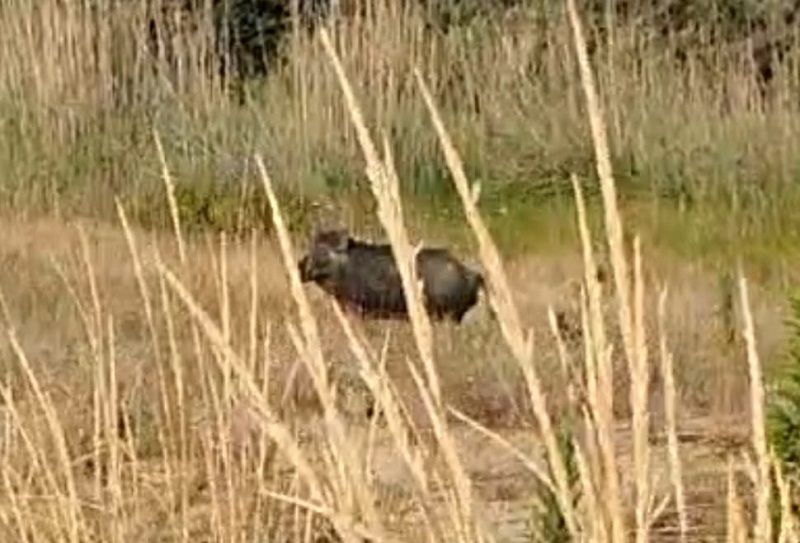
[298, 229, 486, 323]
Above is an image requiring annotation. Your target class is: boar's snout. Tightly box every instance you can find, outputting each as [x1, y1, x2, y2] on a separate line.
[297, 239, 348, 285]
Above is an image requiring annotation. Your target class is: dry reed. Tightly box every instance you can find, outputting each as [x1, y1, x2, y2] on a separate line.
[0, 1, 796, 542]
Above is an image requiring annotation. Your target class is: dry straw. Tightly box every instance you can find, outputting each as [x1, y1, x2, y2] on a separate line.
[738, 270, 773, 542]
[657, 287, 688, 541]
[318, 25, 485, 543]
[0, 0, 797, 541]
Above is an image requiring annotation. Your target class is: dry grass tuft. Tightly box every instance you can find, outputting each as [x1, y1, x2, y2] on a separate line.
[0, 1, 796, 542]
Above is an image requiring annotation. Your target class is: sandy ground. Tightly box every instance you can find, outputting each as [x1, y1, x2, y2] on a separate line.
[281, 412, 751, 542]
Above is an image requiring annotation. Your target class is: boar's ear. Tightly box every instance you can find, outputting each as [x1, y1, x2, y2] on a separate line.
[328, 228, 350, 251]
[309, 223, 324, 244]
[313, 228, 350, 252]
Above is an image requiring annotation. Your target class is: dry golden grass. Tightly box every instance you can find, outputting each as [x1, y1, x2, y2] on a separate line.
[0, 180, 790, 542]
[3, 0, 800, 251]
[0, 190, 777, 538]
[0, 215, 774, 542]
[0, 1, 799, 542]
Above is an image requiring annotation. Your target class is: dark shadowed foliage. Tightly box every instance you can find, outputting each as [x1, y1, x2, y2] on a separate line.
[297, 228, 486, 323]
[575, 0, 800, 95]
[143, 0, 333, 96]
[140, 0, 800, 103]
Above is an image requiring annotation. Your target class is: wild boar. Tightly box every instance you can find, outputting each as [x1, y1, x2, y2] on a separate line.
[297, 229, 486, 324]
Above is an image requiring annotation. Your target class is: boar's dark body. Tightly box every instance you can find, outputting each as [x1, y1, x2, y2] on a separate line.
[298, 229, 486, 323]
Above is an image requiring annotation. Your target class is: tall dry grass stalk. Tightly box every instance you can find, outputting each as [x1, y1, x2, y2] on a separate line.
[571, 169, 626, 540]
[567, 0, 633, 534]
[0, 1, 798, 542]
[564, 1, 793, 541]
[657, 287, 688, 542]
[727, 456, 749, 543]
[773, 453, 799, 543]
[154, 257, 383, 542]
[317, 26, 486, 543]
[256, 154, 387, 538]
[413, 56, 582, 541]
[738, 271, 773, 542]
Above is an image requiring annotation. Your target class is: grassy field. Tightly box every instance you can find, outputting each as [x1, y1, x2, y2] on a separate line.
[1, 0, 800, 541]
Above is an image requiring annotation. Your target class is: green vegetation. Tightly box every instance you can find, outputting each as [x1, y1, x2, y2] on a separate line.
[768, 292, 800, 477]
[1, 0, 800, 270]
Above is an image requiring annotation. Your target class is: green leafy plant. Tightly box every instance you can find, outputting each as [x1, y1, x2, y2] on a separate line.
[767, 293, 800, 477]
[766, 291, 800, 532]
[529, 424, 581, 542]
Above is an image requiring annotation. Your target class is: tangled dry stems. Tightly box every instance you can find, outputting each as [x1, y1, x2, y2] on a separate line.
[0, 1, 794, 542]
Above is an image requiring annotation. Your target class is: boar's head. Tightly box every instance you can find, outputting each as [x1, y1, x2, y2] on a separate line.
[298, 228, 352, 285]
